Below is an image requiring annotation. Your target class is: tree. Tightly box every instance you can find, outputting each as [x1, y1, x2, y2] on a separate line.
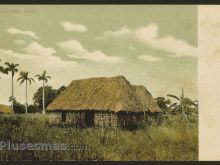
[167, 88, 197, 122]
[57, 86, 66, 94]
[5, 62, 19, 111]
[33, 85, 66, 111]
[0, 59, 8, 78]
[17, 71, 35, 114]
[27, 104, 41, 113]
[35, 71, 51, 114]
[9, 96, 25, 114]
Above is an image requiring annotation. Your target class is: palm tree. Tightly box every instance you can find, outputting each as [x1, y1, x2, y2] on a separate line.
[5, 62, 19, 111]
[17, 71, 35, 114]
[35, 70, 51, 114]
[0, 59, 3, 78]
[0, 59, 8, 78]
[167, 88, 197, 122]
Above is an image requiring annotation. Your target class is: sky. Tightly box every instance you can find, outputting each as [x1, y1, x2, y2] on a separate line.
[0, 5, 198, 105]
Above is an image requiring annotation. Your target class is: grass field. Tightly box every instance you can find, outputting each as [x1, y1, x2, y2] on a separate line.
[0, 114, 198, 160]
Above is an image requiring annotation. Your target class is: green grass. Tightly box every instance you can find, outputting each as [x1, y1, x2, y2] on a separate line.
[0, 114, 198, 160]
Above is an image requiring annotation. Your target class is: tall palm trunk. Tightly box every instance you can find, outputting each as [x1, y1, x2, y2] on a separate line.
[42, 80, 45, 114]
[11, 73, 14, 111]
[25, 80, 28, 114]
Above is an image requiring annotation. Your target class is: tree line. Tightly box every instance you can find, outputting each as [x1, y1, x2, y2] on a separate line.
[0, 59, 63, 114]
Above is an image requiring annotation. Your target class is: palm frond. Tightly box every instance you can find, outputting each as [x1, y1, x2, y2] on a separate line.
[17, 77, 24, 82]
[4, 62, 10, 67]
[29, 78, 35, 82]
[19, 79, 25, 85]
[35, 71, 50, 83]
[28, 79, 31, 84]
[35, 74, 42, 81]
[167, 94, 180, 101]
[181, 88, 184, 98]
[183, 98, 198, 107]
[169, 103, 177, 108]
[42, 70, 46, 77]
[28, 78, 35, 84]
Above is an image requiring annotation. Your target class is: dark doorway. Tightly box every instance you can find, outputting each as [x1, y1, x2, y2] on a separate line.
[85, 111, 94, 127]
[61, 112, 67, 122]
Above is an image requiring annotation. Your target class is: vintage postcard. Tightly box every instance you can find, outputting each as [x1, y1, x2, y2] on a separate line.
[0, 4, 201, 161]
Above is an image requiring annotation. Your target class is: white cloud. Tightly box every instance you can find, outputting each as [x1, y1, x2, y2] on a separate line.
[98, 23, 197, 57]
[23, 42, 78, 67]
[0, 49, 34, 59]
[14, 40, 26, 45]
[23, 42, 56, 56]
[61, 21, 87, 32]
[138, 55, 162, 62]
[134, 23, 158, 42]
[0, 42, 77, 68]
[58, 40, 122, 64]
[87, 51, 121, 63]
[96, 26, 131, 39]
[129, 46, 136, 51]
[134, 24, 197, 57]
[7, 27, 40, 40]
[58, 40, 86, 53]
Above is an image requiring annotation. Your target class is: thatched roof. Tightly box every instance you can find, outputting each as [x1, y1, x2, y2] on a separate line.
[0, 104, 13, 114]
[47, 76, 161, 113]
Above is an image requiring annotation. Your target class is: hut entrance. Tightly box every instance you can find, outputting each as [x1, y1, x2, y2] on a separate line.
[61, 112, 67, 122]
[85, 111, 94, 127]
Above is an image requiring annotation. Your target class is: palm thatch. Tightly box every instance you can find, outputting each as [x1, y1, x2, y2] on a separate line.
[0, 104, 13, 114]
[47, 76, 161, 113]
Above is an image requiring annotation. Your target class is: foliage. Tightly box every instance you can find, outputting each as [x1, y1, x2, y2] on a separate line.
[27, 105, 42, 113]
[33, 86, 66, 109]
[35, 70, 51, 83]
[154, 89, 198, 123]
[167, 88, 198, 122]
[17, 71, 35, 85]
[154, 97, 171, 110]
[4, 62, 19, 77]
[0, 59, 8, 78]
[8, 97, 26, 114]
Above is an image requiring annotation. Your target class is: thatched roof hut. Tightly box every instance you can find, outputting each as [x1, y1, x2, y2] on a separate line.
[47, 75, 161, 113]
[0, 104, 13, 114]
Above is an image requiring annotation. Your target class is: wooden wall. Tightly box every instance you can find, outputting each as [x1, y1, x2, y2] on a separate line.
[47, 110, 159, 128]
[94, 111, 118, 128]
[66, 112, 85, 127]
[48, 112, 62, 124]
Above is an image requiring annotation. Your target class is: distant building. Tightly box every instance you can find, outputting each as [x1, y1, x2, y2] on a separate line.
[46, 76, 161, 129]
